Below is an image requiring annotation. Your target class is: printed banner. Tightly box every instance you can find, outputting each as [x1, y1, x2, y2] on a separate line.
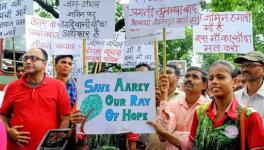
[193, 12, 253, 54]
[123, 43, 155, 68]
[59, 0, 115, 39]
[127, 0, 200, 29]
[77, 72, 156, 134]
[0, 0, 33, 38]
[86, 32, 125, 64]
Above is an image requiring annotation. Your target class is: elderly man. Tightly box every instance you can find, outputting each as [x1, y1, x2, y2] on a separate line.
[0, 48, 71, 150]
[157, 66, 209, 150]
[234, 51, 264, 122]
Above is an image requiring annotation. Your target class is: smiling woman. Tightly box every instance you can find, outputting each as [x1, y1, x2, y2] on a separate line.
[147, 60, 264, 150]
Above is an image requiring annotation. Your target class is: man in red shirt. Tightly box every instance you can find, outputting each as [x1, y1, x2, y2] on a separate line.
[0, 48, 71, 150]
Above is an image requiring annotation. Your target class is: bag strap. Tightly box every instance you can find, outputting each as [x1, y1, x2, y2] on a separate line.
[240, 106, 247, 150]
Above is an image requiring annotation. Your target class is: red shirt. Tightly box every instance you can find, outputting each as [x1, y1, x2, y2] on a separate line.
[0, 75, 71, 150]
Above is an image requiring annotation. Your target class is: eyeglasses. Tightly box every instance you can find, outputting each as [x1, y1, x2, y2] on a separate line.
[239, 62, 263, 68]
[22, 55, 45, 62]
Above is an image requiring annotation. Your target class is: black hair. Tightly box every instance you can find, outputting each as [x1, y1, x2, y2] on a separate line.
[186, 66, 208, 96]
[210, 60, 236, 79]
[135, 63, 151, 71]
[166, 64, 180, 76]
[38, 48, 48, 61]
[16, 62, 23, 70]
[55, 55, 74, 64]
[186, 66, 208, 83]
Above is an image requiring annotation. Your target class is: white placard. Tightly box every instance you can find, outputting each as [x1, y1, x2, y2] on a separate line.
[122, 43, 155, 68]
[0, 0, 33, 38]
[25, 15, 82, 55]
[86, 32, 125, 64]
[193, 12, 253, 54]
[127, 0, 200, 29]
[124, 5, 185, 45]
[77, 71, 156, 134]
[59, 0, 115, 39]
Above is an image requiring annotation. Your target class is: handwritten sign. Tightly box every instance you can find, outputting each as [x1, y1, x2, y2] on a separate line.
[59, 0, 115, 39]
[193, 12, 253, 54]
[122, 43, 155, 68]
[77, 72, 156, 134]
[128, 0, 200, 29]
[25, 15, 82, 55]
[86, 32, 125, 64]
[124, 5, 185, 45]
[0, 0, 33, 38]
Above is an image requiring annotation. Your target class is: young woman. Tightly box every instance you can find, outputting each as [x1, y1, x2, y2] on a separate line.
[148, 60, 264, 150]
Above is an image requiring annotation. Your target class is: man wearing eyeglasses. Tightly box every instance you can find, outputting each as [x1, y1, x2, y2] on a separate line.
[0, 48, 71, 150]
[234, 51, 264, 122]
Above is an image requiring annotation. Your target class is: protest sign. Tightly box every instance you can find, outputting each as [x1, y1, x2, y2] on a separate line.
[25, 15, 82, 55]
[126, 28, 185, 45]
[37, 129, 70, 150]
[168, 60, 187, 77]
[124, 5, 185, 45]
[193, 12, 253, 54]
[127, 0, 200, 29]
[77, 71, 156, 134]
[59, 0, 115, 39]
[86, 32, 125, 64]
[122, 43, 155, 68]
[0, 0, 33, 38]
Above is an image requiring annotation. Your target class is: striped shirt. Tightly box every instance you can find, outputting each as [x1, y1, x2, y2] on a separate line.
[66, 79, 77, 108]
[235, 82, 264, 124]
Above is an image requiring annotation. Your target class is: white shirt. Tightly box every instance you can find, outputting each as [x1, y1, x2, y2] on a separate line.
[235, 82, 264, 123]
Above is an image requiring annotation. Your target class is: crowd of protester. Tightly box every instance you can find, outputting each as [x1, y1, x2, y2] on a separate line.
[0, 48, 264, 150]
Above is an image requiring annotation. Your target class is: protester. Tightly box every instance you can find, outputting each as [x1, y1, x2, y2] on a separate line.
[148, 60, 264, 149]
[164, 64, 185, 103]
[158, 66, 210, 150]
[234, 51, 264, 122]
[233, 69, 246, 91]
[55, 55, 77, 107]
[147, 64, 185, 150]
[16, 63, 24, 79]
[0, 48, 71, 150]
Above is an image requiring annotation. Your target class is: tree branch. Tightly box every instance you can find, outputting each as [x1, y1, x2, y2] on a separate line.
[33, 0, 59, 18]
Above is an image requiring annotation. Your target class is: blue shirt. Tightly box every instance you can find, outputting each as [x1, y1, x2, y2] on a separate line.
[66, 79, 77, 107]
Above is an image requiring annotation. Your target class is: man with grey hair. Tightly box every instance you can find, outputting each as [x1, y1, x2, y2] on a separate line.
[234, 51, 264, 122]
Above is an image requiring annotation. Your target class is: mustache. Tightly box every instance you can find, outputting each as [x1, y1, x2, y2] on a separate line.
[242, 70, 250, 74]
[184, 80, 194, 87]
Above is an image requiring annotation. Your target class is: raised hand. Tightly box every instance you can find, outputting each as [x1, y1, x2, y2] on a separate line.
[159, 75, 169, 101]
[70, 110, 85, 125]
